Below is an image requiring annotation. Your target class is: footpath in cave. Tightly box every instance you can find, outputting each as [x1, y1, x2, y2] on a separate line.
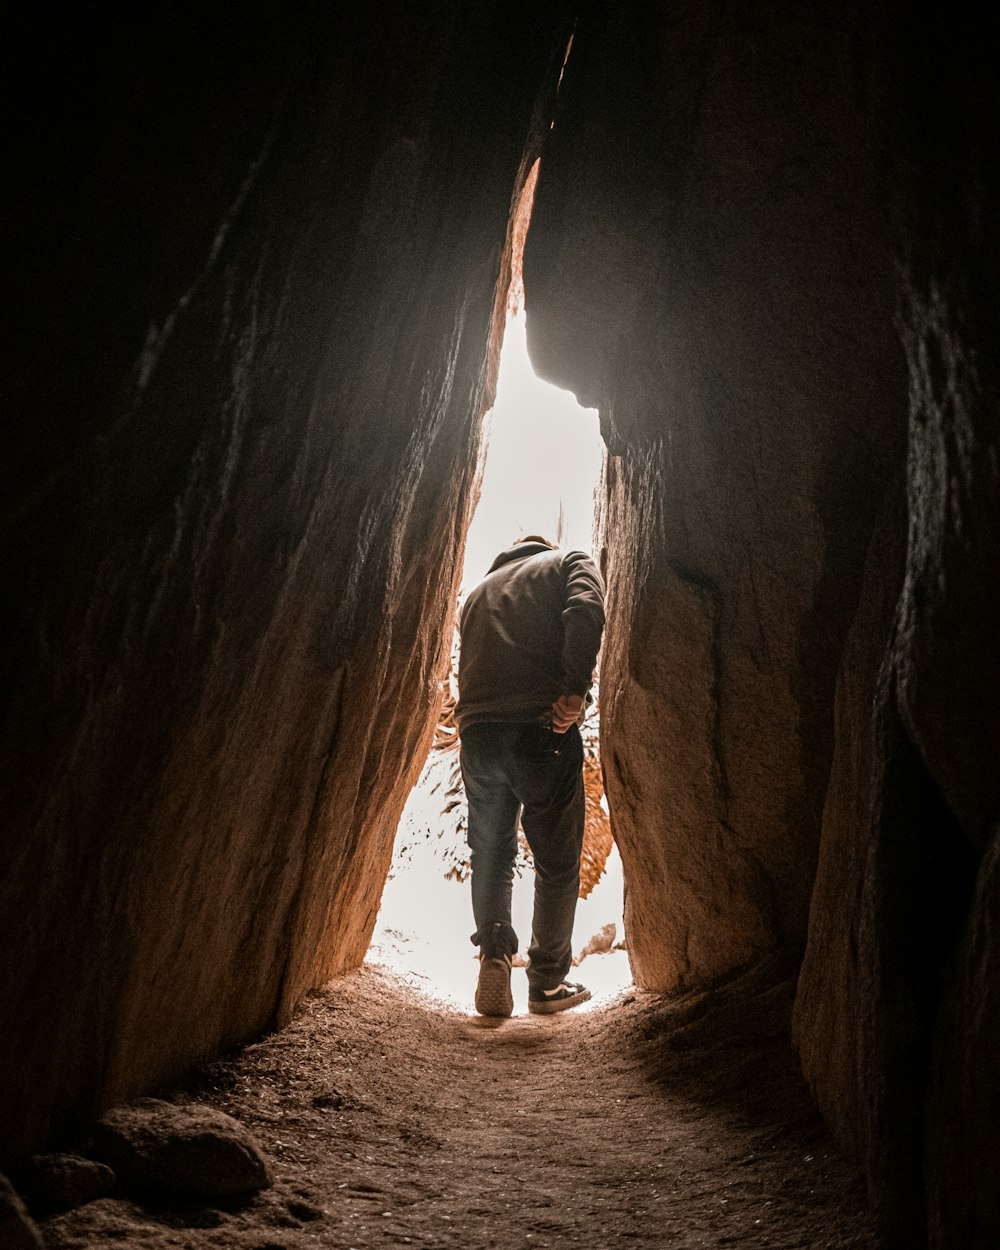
[40, 955, 877, 1250]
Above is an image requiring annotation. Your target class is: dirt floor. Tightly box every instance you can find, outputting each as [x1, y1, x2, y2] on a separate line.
[41, 958, 878, 1249]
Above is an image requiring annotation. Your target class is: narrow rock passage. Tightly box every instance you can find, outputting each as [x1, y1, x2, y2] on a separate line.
[43, 963, 877, 1249]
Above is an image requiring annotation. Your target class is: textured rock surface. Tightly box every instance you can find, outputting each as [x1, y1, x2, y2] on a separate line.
[0, 1173, 43, 1250]
[527, 4, 999, 1246]
[89, 1099, 270, 1198]
[894, 29, 1000, 1228]
[794, 7, 1000, 1246]
[1, 3, 573, 1159]
[924, 828, 1000, 1249]
[12, 1153, 115, 1215]
[526, 1, 906, 990]
[793, 486, 938, 1244]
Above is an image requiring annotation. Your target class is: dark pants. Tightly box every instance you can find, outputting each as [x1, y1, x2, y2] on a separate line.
[460, 721, 585, 993]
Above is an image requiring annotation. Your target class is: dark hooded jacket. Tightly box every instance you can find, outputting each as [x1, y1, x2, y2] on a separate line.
[455, 542, 605, 731]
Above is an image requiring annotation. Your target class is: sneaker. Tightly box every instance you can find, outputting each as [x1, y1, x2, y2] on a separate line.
[528, 981, 591, 1015]
[475, 954, 513, 1017]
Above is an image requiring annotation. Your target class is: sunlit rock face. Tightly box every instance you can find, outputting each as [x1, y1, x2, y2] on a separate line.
[1, 4, 572, 1160]
[525, 3, 906, 990]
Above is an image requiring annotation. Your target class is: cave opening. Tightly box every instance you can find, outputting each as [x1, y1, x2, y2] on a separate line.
[368, 163, 629, 1013]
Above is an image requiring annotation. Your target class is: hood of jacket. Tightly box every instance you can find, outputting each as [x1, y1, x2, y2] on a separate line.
[486, 541, 553, 574]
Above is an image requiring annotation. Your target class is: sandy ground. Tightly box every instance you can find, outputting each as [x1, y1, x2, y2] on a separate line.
[41, 956, 878, 1250]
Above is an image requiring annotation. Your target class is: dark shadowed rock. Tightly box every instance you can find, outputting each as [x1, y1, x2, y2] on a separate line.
[14, 1152, 116, 1214]
[795, 5, 1000, 1244]
[792, 484, 929, 1245]
[0, 1173, 43, 1250]
[89, 1099, 271, 1198]
[924, 827, 1000, 1249]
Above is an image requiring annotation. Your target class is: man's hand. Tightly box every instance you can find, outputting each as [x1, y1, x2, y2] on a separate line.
[550, 693, 585, 733]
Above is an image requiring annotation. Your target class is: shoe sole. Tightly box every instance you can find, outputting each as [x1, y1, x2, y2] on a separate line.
[528, 987, 592, 1015]
[475, 959, 513, 1017]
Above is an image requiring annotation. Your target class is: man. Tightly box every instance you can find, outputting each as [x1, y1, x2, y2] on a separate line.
[455, 535, 606, 1017]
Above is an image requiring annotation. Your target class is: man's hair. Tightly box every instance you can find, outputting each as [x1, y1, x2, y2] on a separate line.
[515, 534, 558, 549]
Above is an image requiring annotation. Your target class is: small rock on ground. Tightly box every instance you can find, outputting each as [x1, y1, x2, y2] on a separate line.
[88, 1098, 271, 1198]
[14, 1153, 116, 1215]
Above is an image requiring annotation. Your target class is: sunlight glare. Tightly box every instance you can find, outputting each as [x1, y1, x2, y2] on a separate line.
[461, 309, 603, 592]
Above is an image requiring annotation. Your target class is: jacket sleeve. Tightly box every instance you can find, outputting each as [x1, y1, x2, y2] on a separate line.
[560, 551, 606, 696]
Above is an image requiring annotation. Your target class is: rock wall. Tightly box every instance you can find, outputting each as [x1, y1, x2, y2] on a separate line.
[525, 0, 906, 990]
[1, 3, 573, 1160]
[796, 8, 1000, 1245]
[527, 3, 999, 1245]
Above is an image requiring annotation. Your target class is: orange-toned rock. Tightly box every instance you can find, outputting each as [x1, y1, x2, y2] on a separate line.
[526, 2, 905, 991]
[1, 4, 574, 1161]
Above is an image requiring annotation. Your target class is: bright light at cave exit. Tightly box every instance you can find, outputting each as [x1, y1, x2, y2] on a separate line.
[368, 306, 631, 1013]
[460, 309, 602, 589]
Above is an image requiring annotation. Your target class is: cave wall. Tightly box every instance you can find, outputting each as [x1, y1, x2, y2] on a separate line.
[526, 1, 906, 990]
[526, 3, 999, 1246]
[1, 3, 573, 1160]
[795, 8, 1000, 1246]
